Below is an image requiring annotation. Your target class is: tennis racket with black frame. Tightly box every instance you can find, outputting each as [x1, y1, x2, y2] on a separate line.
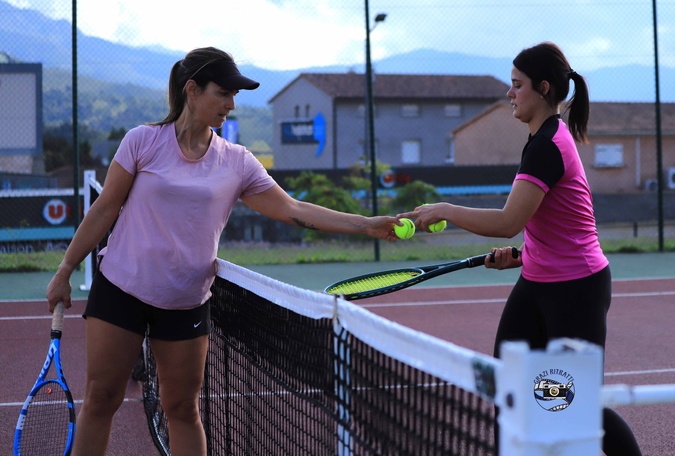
[14, 301, 76, 456]
[325, 248, 519, 300]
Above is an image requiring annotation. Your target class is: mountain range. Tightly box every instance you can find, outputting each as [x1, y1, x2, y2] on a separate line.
[1, 1, 673, 108]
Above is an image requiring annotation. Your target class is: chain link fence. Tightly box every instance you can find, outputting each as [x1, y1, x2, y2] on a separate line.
[1, 0, 673, 271]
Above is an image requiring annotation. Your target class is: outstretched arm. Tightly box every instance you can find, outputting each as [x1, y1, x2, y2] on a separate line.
[241, 184, 400, 241]
[398, 180, 545, 238]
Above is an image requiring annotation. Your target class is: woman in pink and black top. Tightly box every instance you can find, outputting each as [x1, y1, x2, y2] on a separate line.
[399, 42, 640, 455]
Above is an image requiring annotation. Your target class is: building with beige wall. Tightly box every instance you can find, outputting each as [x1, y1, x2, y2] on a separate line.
[451, 101, 527, 166]
[453, 101, 675, 194]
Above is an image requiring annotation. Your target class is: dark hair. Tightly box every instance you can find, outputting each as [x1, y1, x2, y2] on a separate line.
[151, 47, 237, 126]
[513, 42, 590, 143]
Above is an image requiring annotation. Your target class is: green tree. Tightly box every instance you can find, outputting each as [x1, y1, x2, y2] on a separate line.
[285, 171, 367, 241]
[387, 180, 441, 214]
[43, 132, 71, 171]
[43, 123, 104, 172]
[79, 140, 97, 167]
[108, 126, 127, 140]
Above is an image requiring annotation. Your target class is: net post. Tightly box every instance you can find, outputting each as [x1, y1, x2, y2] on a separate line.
[497, 338, 604, 455]
[79, 169, 97, 291]
[333, 315, 352, 456]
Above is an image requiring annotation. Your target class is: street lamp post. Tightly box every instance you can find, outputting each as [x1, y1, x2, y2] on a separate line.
[364, 1, 386, 261]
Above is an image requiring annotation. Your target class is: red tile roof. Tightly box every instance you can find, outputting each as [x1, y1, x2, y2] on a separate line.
[273, 72, 509, 101]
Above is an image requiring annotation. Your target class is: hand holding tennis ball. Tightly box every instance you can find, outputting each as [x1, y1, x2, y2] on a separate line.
[421, 204, 447, 233]
[394, 218, 416, 239]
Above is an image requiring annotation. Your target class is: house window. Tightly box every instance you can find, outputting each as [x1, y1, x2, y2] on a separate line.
[445, 138, 456, 164]
[444, 104, 461, 117]
[294, 105, 300, 118]
[402, 104, 420, 117]
[594, 144, 624, 168]
[358, 104, 378, 118]
[305, 104, 311, 117]
[401, 140, 421, 164]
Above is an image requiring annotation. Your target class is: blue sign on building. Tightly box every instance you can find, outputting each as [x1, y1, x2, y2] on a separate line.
[280, 113, 326, 158]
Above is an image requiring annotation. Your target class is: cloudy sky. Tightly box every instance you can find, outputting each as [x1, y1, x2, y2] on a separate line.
[6, 0, 675, 71]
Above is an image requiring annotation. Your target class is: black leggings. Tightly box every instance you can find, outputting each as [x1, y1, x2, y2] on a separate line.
[493, 266, 641, 455]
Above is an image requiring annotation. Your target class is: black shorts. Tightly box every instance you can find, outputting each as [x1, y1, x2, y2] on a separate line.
[493, 265, 611, 358]
[84, 271, 211, 341]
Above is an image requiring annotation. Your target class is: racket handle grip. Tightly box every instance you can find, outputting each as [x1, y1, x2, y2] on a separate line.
[52, 301, 65, 333]
[488, 247, 520, 263]
[468, 253, 492, 267]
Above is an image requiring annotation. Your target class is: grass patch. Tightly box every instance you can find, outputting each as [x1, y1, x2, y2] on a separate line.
[0, 251, 68, 273]
[0, 230, 673, 272]
[599, 237, 675, 254]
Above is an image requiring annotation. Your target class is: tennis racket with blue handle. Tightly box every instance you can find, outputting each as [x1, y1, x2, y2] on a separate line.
[14, 301, 76, 456]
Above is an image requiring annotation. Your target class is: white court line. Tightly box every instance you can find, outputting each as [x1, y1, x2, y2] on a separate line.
[360, 290, 675, 310]
[0, 397, 141, 408]
[0, 314, 81, 321]
[613, 291, 675, 298]
[361, 297, 504, 309]
[2, 371, 673, 408]
[2, 291, 672, 318]
[606, 368, 675, 377]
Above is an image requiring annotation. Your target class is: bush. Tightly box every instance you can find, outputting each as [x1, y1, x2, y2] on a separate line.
[386, 181, 441, 213]
[284, 171, 367, 241]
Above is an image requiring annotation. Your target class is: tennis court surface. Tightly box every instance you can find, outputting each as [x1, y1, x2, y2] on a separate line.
[1, 254, 675, 455]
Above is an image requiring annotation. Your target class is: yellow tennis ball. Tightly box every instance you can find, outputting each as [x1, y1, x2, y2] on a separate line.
[394, 218, 415, 239]
[421, 204, 446, 233]
[429, 220, 447, 233]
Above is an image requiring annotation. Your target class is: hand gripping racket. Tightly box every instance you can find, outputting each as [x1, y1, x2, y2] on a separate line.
[14, 301, 76, 456]
[325, 248, 519, 301]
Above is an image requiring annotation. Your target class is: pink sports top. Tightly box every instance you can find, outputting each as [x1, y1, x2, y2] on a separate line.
[100, 123, 276, 309]
[515, 115, 608, 282]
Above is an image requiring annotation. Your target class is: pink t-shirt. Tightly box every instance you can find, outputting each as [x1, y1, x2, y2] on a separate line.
[100, 123, 276, 309]
[515, 116, 608, 282]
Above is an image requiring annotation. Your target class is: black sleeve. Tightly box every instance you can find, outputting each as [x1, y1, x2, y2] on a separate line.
[518, 135, 564, 189]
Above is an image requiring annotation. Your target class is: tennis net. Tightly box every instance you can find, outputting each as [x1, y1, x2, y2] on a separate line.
[73, 169, 675, 455]
[142, 259, 499, 456]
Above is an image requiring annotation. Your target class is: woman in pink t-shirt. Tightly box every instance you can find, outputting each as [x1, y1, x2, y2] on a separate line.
[46, 47, 400, 455]
[399, 42, 640, 455]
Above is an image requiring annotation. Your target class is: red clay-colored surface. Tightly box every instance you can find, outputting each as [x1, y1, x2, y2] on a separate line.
[2, 278, 674, 455]
[1, 300, 160, 455]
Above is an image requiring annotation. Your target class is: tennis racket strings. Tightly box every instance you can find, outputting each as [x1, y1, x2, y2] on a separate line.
[19, 381, 72, 454]
[325, 269, 423, 295]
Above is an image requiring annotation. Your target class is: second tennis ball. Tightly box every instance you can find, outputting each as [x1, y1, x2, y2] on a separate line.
[429, 220, 447, 233]
[421, 204, 447, 233]
[394, 218, 415, 239]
